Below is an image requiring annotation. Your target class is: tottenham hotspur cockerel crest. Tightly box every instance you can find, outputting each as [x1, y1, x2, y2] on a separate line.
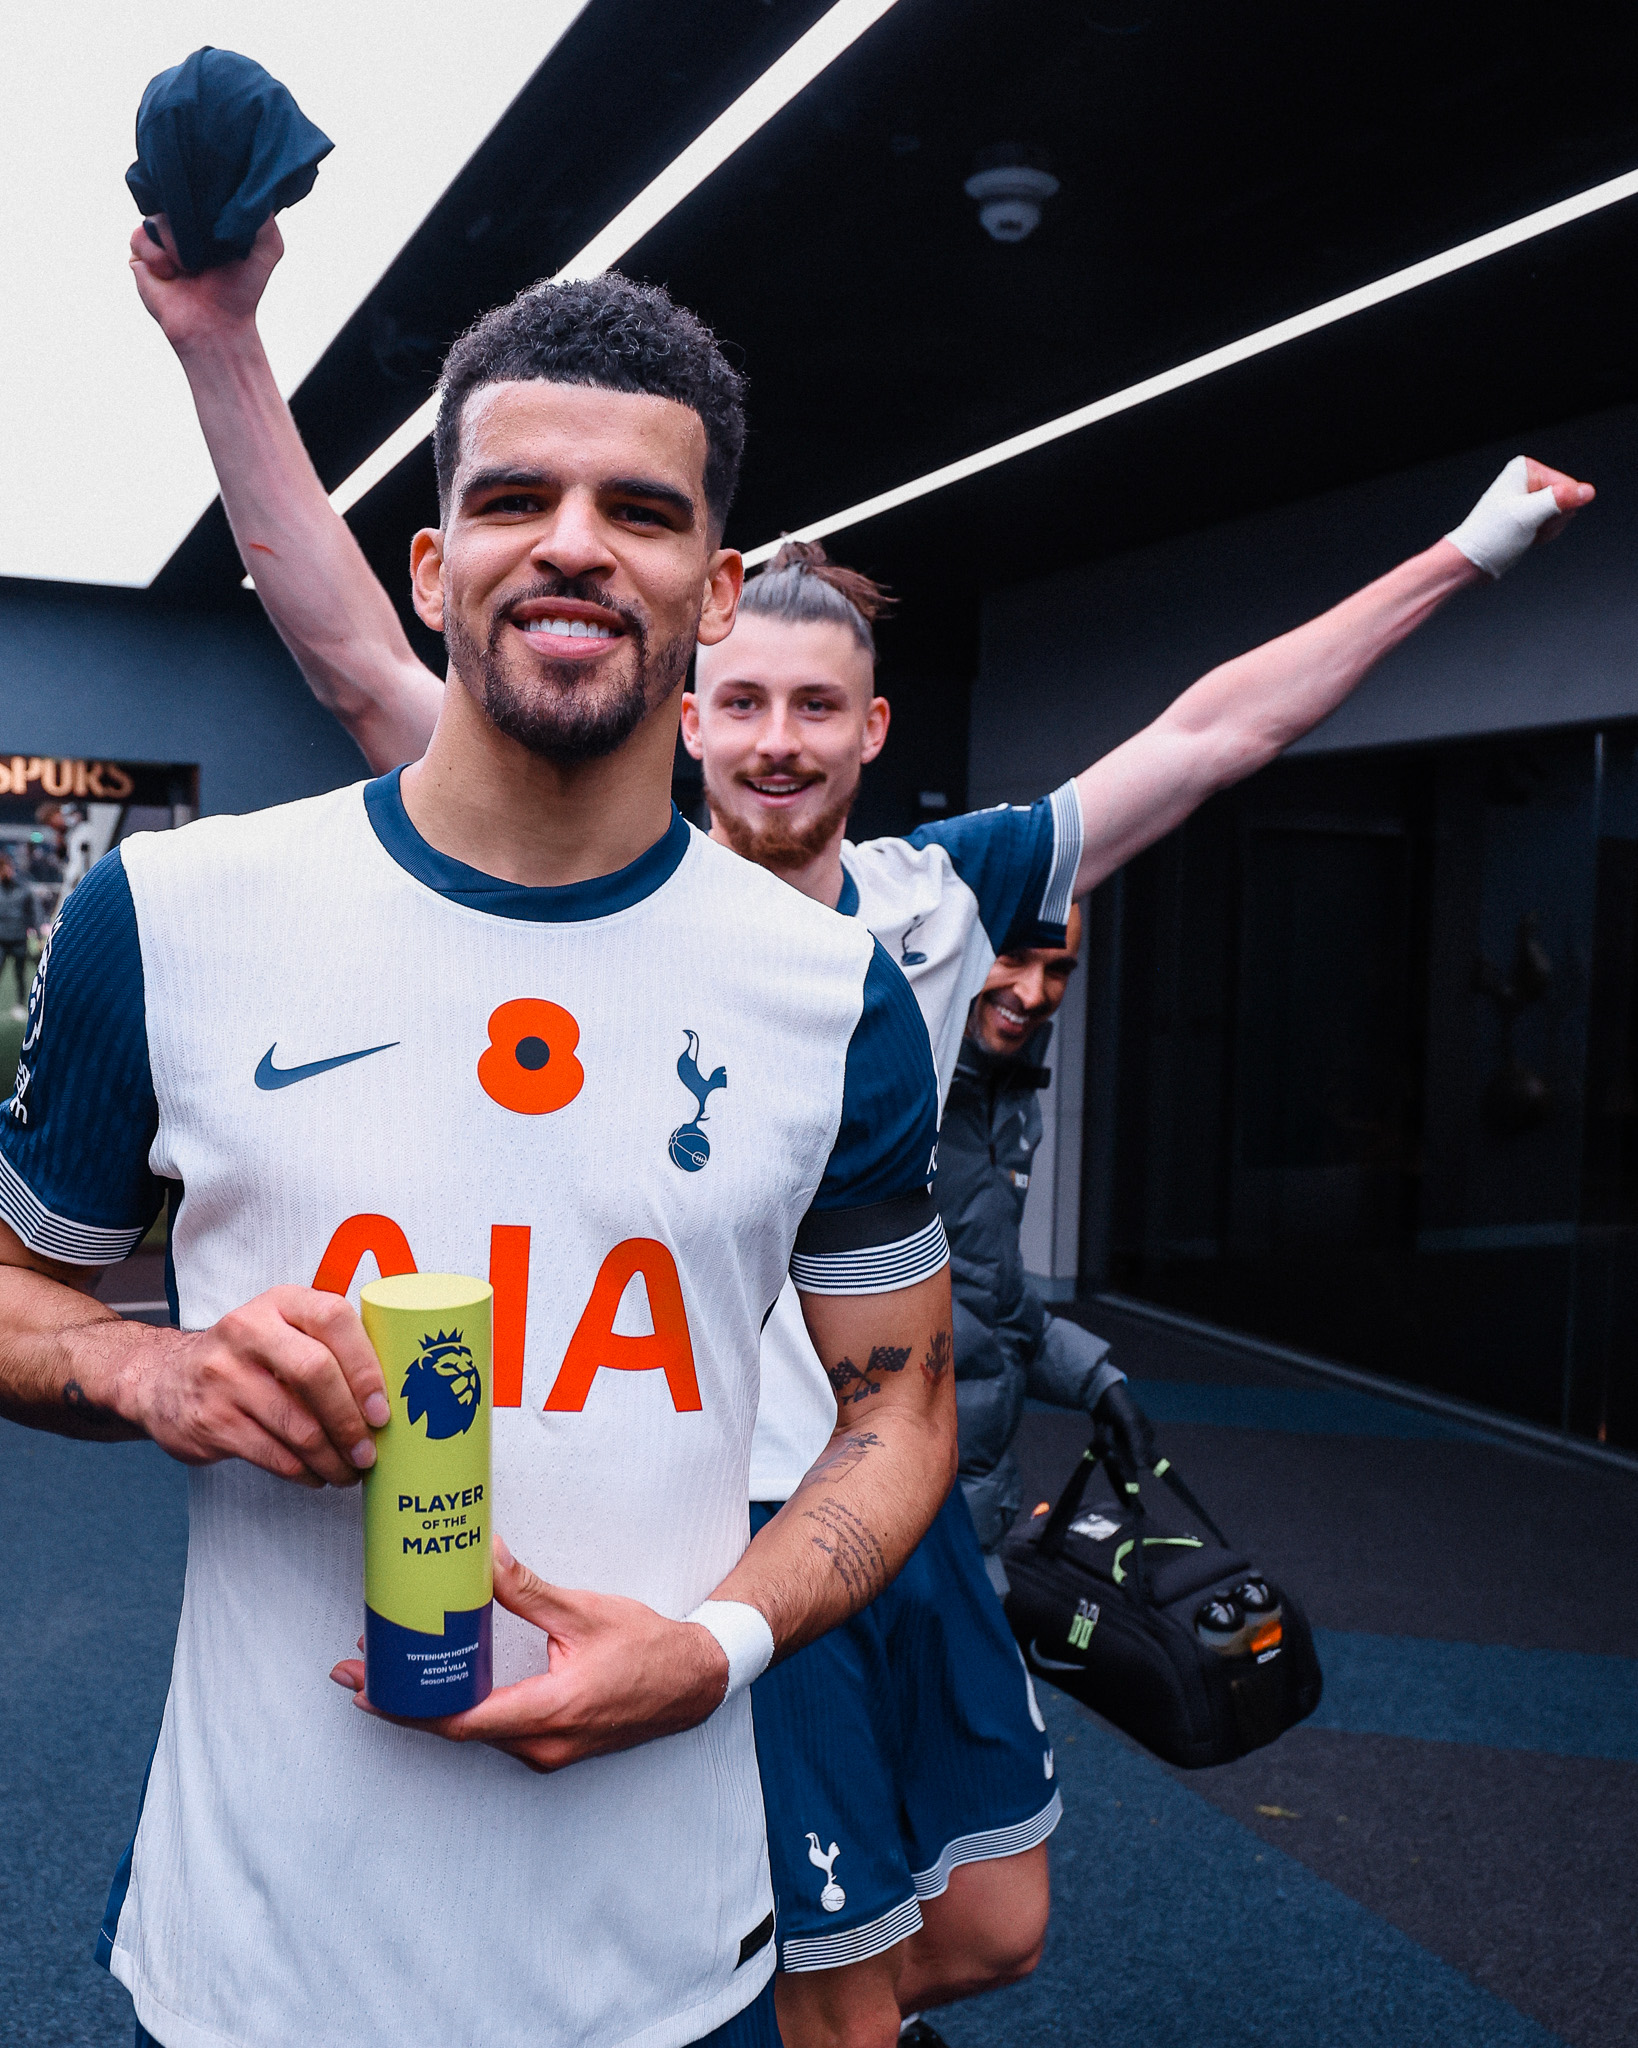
[401, 1329, 481, 1440]
[669, 1030, 727, 1172]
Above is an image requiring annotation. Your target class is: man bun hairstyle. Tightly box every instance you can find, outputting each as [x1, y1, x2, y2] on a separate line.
[739, 540, 895, 658]
[433, 272, 747, 537]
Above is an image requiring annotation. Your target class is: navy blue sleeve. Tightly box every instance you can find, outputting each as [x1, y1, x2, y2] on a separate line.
[906, 781, 1083, 953]
[791, 942, 949, 1296]
[0, 851, 164, 1263]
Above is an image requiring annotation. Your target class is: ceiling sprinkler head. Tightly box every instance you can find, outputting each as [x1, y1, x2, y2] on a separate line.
[964, 147, 1059, 242]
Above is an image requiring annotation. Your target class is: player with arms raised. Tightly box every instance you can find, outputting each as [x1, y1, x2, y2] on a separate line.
[0, 273, 959, 2048]
[127, 214, 1593, 2048]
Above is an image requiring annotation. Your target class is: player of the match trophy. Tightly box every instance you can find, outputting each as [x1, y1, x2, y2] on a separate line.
[360, 1272, 495, 1717]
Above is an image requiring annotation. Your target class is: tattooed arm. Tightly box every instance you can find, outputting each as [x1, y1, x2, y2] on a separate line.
[323, 1267, 955, 1774]
[0, 1216, 389, 1480]
[0, 1222, 145, 1439]
[710, 1268, 957, 1659]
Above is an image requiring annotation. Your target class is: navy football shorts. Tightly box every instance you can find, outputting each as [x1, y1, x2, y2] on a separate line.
[134, 1976, 779, 2047]
[749, 1484, 1061, 1972]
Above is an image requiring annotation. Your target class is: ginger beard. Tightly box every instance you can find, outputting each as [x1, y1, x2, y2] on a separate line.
[705, 761, 861, 870]
[446, 575, 693, 763]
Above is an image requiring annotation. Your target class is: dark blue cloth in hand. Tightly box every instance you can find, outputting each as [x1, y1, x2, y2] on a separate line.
[126, 47, 333, 274]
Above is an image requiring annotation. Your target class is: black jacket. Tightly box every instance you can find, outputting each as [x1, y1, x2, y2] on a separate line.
[937, 1024, 1119, 1552]
[0, 876, 35, 945]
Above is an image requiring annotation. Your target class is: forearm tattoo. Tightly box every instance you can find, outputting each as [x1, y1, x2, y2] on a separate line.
[824, 1344, 910, 1407]
[805, 1430, 882, 1486]
[61, 1378, 127, 1438]
[920, 1330, 952, 1386]
[801, 1496, 889, 1602]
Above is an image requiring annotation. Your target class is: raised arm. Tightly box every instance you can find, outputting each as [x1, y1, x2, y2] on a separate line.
[129, 214, 443, 772]
[1072, 457, 1595, 898]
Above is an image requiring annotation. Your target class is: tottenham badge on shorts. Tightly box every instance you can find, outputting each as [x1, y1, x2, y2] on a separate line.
[361, 1272, 494, 1717]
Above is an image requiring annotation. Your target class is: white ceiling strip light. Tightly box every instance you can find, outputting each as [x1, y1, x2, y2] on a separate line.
[741, 165, 1638, 566]
[330, 0, 904, 517]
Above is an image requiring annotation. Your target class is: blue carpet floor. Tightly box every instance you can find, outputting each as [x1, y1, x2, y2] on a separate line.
[1307, 1630, 1638, 1761]
[935, 1690, 1567, 2048]
[6, 1295, 1634, 2047]
[1, 1429, 187, 2048]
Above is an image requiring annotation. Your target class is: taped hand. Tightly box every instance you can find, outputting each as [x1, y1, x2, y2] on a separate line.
[1445, 455, 1594, 579]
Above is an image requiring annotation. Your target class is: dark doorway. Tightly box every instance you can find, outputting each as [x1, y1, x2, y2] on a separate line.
[1100, 725, 1637, 1449]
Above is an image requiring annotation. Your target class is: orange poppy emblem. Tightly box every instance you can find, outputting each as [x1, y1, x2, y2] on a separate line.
[477, 998, 585, 1114]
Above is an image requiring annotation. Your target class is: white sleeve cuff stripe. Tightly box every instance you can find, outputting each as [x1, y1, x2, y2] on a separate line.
[790, 1214, 949, 1296]
[0, 1147, 145, 1265]
[1042, 780, 1084, 929]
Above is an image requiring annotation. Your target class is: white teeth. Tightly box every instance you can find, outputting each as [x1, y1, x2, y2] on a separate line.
[522, 616, 615, 639]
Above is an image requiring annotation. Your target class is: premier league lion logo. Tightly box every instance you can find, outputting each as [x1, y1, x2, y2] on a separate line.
[401, 1330, 481, 1439]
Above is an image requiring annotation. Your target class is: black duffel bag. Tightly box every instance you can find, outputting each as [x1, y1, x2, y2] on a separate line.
[1002, 1432, 1322, 1768]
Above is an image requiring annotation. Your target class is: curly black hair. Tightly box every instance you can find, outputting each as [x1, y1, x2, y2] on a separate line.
[433, 273, 746, 538]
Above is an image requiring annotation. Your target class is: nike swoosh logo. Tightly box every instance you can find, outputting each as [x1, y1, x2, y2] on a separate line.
[255, 1041, 399, 1091]
[1028, 1640, 1089, 1675]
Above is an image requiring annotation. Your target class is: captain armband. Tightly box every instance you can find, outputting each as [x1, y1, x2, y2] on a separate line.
[789, 1190, 950, 1297]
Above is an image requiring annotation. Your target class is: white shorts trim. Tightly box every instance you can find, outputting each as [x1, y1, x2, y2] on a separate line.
[779, 1892, 924, 1973]
[910, 1790, 1063, 1902]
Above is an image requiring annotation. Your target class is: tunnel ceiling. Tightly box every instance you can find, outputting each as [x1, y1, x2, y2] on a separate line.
[152, 0, 1638, 682]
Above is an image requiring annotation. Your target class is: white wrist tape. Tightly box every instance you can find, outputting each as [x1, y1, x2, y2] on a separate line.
[687, 1599, 775, 1699]
[1445, 455, 1561, 579]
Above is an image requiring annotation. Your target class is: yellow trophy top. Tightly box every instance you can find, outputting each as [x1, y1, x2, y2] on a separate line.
[361, 1272, 493, 1315]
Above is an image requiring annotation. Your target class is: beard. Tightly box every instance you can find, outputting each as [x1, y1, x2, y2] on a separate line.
[446, 576, 692, 764]
[705, 759, 861, 872]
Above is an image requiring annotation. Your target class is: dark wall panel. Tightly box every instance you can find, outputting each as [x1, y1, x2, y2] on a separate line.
[0, 583, 366, 817]
[971, 401, 1638, 803]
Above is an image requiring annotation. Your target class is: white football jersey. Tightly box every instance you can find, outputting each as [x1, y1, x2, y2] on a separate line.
[0, 776, 945, 2048]
[750, 782, 1082, 1502]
